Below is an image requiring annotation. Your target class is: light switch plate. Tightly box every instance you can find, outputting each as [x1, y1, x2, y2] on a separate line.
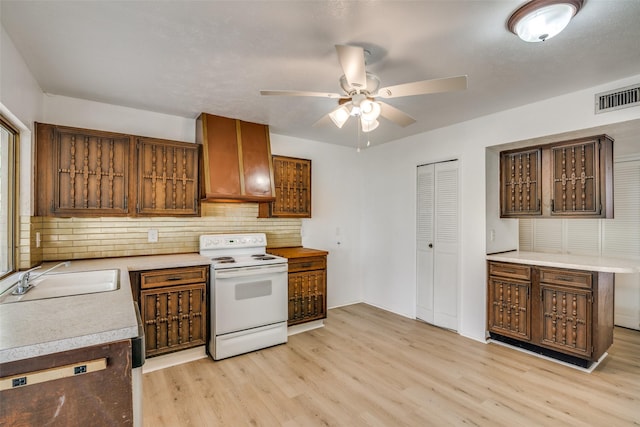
[148, 229, 158, 243]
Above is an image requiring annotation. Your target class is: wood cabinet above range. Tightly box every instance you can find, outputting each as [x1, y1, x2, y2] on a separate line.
[500, 135, 613, 218]
[196, 113, 275, 202]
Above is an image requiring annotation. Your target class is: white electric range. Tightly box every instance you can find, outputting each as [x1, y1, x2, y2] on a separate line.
[199, 233, 288, 360]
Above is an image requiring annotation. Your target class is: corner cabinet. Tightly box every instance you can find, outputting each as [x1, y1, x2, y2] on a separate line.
[259, 155, 312, 218]
[136, 137, 200, 216]
[487, 261, 614, 366]
[266, 247, 328, 326]
[196, 113, 275, 202]
[35, 122, 133, 216]
[500, 135, 613, 218]
[130, 266, 208, 357]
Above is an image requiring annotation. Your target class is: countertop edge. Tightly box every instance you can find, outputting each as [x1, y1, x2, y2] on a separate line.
[486, 251, 640, 273]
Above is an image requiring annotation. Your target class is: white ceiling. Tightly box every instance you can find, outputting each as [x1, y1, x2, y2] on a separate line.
[2, 1, 640, 147]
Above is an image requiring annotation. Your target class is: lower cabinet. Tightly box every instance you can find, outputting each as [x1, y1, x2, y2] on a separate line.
[0, 340, 133, 426]
[266, 247, 328, 326]
[487, 261, 613, 365]
[131, 265, 208, 357]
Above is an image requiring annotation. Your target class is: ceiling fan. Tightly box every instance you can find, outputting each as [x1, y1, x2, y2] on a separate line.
[260, 44, 468, 133]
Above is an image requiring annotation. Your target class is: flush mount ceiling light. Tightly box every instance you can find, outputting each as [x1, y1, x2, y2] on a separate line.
[508, 0, 583, 42]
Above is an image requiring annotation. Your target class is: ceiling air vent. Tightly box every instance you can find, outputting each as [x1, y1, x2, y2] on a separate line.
[595, 84, 640, 114]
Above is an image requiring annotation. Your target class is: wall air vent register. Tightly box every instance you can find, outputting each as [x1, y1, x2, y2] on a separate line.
[595, 84, 640, 114]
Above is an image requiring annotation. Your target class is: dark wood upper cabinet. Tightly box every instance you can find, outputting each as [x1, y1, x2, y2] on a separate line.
[500, 135, 613, 219]
[260, 155, 312, 218]
[35, 123, 133, 216]
[196, 113, 275, 202]
[136, 137, 200, 216]
[500, 148, 542, 217]
[550, 136, 613, 217]
[35, 122, 200, 217]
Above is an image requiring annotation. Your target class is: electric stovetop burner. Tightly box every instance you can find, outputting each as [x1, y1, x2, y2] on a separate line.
[213, 256, 236, 264]
[252, 254, 277, 260]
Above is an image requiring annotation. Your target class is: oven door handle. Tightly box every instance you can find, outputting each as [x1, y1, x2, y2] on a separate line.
[215, 263, 288, 278]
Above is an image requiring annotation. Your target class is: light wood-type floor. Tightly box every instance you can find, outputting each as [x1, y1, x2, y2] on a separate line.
[143, 303, 640, 426]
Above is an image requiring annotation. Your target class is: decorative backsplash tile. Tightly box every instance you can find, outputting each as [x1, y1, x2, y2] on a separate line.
[21, 203, 301, 266]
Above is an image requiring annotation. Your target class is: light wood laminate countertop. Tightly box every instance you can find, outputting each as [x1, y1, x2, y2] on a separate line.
[0, 253, 210, 364]
[486, 251, 640, 274]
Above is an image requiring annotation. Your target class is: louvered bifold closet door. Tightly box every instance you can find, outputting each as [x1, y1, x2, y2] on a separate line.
[416, 160, 459, 331]
[416, 164, 435, 324]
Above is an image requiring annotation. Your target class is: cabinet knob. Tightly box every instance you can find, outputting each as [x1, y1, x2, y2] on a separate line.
[428, 243, 433, 248]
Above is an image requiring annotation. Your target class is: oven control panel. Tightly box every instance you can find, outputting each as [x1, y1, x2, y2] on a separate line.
[200, 233, 267, 250]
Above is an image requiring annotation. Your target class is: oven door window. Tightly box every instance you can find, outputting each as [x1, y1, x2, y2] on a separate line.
[235, 280, 272, 300]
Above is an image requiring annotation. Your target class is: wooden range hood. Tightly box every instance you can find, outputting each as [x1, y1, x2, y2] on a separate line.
[196, 113, 275, 202]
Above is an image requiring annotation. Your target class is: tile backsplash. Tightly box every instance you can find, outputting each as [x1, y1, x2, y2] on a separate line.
[20, 203, 301, 268]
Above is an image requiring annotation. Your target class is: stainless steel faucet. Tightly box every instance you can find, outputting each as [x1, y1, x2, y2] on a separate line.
[13, 261, 71, 295]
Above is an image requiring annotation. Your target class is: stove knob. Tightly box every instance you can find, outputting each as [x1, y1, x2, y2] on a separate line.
[213, 239, 219, 245]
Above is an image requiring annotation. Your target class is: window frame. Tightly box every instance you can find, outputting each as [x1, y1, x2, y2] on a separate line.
[0, 115, 19, 280]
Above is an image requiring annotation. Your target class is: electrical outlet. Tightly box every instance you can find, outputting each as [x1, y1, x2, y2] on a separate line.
[148, 229, 158, 243]
[36, 232, 41, 248]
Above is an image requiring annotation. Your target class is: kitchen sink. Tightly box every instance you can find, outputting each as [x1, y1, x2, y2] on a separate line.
[0, 269, 120, 304]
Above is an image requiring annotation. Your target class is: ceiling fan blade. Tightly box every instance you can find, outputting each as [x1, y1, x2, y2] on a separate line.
[335, 45, 367, 90]
[312, 114, 333, 128]
[260, 90, 341, 99]
[379, 102, 416, 127]
[377, 75, 468, 99]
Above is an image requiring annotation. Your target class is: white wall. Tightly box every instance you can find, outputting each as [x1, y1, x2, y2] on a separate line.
[485, 148, 518, 254]
[42, 95, 195, 143]
[1, 25, 43, 214]
[361, 73, 640, 342]
[270, 135, 364, 308]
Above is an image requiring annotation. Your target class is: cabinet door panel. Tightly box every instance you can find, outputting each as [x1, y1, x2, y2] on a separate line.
[53, 127, 131, 215]
[137, 138, 199, 215]
[488, 277, 531, 340]
[271, 156, 312, 218]
[501, 148, 542, 217]
[551, 140, 600, 216]
[141, 283, 206, 357]
[540, 284, 592, 357]
[288, 269, 326, 325]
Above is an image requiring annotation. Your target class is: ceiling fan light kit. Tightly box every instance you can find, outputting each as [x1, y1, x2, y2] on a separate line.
[508, 0, 583, 42]
[329, 105, 351, 128]
[361, 118, 379, 133]
[260, 44, 468, 145]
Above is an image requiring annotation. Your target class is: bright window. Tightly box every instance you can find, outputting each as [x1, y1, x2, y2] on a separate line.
[0, 117, 18, 278]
